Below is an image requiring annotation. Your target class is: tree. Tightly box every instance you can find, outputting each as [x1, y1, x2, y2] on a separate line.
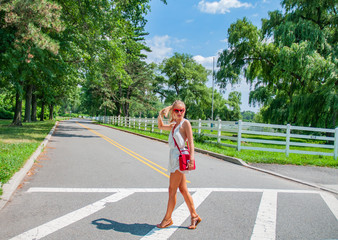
[217, 0, 337, 128]
[156, 53, 211, 113]
[154, 53, 242, 120]
[227, 91, 242, 120]
[75, 0, 167, 117]
[241, 110, 255, 122]
[0, 0, 168, 122]
[0, 0, 63, 125]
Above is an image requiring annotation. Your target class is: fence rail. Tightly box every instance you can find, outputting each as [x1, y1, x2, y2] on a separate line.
[90, 116, 338, 160]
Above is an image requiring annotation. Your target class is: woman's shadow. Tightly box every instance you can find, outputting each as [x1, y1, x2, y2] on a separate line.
[92, 218, 156, 236]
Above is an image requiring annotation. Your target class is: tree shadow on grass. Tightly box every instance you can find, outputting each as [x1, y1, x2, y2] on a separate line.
[92, 218, 156, 236]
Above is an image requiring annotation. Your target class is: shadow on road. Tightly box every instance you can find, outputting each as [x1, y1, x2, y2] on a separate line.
[53, 120, 99, 139]
[92, 218, 155, 236]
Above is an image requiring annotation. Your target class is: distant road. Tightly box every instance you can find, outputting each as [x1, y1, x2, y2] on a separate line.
[0, 119, 337, 240]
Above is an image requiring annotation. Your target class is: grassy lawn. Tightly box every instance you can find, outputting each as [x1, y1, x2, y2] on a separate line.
[0, 119, 56, 195]
[100, 123, 338, 168]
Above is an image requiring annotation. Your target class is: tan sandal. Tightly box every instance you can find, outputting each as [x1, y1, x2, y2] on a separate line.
[188, 215, 201, 229]
[157, 218, 173, 229]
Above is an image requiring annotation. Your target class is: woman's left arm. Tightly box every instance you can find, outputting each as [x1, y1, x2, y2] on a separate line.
[184, 120, 195, 169]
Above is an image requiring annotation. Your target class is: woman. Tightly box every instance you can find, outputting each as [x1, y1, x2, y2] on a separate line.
[156, 100, 201, 230]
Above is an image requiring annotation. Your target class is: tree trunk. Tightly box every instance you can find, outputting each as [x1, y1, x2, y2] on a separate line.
[125, 87, 131, 117]
[124, 103, 129, 117]
[49, 104, 54, 120]
[31, 87, 37, 121]
[24, 84, 33, 122]
[12, 91, 23, 126]
[117, 79, 122, 116]
[40, 101, 45, 121]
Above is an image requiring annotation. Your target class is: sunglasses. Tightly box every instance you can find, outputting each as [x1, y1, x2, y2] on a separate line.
[173, 109, 185, 113]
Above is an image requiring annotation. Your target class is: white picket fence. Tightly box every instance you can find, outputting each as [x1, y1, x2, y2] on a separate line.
[91, 116, 338, 160]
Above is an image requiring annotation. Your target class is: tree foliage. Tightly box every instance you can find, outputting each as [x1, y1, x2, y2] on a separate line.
[155, 52, 242, 120]
[217, 0, 337, 128]
[0, 0, 167, 124]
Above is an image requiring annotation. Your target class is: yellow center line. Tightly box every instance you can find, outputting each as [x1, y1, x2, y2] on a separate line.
[77, 122, 191, 183]
[97, 133, 167, 171]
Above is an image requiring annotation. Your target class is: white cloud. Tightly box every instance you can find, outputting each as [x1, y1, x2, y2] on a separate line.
[144, 35, 173, 64]
[185, 19, 194, 23]
[193, 55, 215, 70]
[143, 35, 187, 64]
[198, 0, 252, 14]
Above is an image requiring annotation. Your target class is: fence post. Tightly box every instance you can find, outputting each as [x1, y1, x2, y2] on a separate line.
[151, 117, 154, 132]
[118, 116, 120, 126]
[198, 119, 201, 135]
[138, 116, 141, 130]
[133, 117, 136, 129]
[217, 119, 222, 143]
[237, 120, 242, 151]
[125, 117, 127, 127]
[145, 118, 147, 131]
[334, 127, 338, 160]
[286, 124, 291, 157]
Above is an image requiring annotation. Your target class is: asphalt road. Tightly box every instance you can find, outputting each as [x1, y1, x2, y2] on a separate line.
[0, 119, 337, 240]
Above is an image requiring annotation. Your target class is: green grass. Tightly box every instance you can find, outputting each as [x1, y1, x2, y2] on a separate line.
[0, 119, 56, 195]
[100, 123, 338, 168]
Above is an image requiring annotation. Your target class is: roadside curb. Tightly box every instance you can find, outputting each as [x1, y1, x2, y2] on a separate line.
[99, 123, 338, 195]
[0, 121, 59, 211]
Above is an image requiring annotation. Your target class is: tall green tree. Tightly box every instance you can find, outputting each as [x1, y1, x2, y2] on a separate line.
[0, 0, 64, 125]
[217, 0, 337, 128]
[155, 53, 241, 120]
[156, 52, 211, 104]
[77, 0, 166, 117]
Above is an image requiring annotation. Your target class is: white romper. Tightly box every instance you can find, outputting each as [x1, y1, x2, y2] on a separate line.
[168, 119, 189, 173]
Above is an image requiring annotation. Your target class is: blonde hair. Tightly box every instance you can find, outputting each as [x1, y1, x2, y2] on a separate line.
[161, 100, 186, 122]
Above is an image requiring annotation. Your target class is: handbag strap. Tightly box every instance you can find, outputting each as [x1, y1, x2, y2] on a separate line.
[172, 126, 189, 154]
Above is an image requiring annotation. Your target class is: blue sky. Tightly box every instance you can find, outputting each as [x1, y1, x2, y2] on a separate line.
[144, 0, 283, 112]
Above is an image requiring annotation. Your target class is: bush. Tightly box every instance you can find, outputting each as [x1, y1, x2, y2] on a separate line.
[193, 133, 211, 143]
[0, 108, 14, 119]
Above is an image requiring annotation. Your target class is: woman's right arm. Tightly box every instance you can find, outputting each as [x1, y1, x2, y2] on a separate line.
[158, 109, 174, 131]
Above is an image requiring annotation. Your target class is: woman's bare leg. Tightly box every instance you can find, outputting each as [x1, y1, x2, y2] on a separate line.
[162, 170, 183, 220]
[179, 174, 198, 218]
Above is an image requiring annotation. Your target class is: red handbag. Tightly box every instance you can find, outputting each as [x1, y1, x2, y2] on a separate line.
[172, 127, 195, 171]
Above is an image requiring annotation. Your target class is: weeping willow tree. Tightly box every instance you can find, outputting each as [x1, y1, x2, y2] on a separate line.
[217, 0, 337, 128]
